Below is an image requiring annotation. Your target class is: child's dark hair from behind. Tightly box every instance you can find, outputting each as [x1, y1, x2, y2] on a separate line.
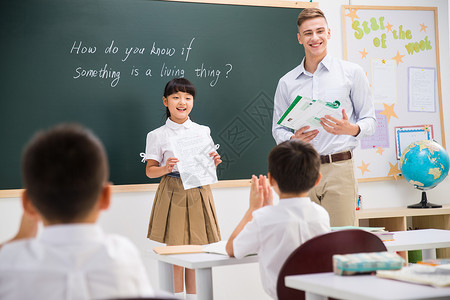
[268, 140, 320, 194]
[164, 78, 196, 119]
[21, 123, 108, 223]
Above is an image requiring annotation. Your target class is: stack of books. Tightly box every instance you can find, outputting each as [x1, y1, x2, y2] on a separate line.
[333, 252, 404, 275]
[372, 231, 395, 241]
[331, 226, 395, 241]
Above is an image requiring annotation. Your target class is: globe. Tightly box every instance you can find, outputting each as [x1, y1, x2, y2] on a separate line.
[400, 140, 450, 208]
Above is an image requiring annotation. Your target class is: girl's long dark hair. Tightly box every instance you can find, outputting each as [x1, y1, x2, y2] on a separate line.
[163, 78, 196, 119]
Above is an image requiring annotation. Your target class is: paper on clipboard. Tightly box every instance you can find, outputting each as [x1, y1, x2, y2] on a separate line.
[169, 133, 218, 190]
[277, 95, 342, 130]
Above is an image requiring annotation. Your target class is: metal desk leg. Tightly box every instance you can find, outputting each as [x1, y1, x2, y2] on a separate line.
[196, 268, 213, 300]
[158, 261, 174, 293]
[422, 248, 437, 260]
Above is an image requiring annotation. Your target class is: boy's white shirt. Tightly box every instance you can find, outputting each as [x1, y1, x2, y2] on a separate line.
[233, 197, 330, 299]
[0, 224, 153, 300]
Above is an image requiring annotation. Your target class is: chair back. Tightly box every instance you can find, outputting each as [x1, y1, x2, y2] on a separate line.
[276, 229, 387, 300]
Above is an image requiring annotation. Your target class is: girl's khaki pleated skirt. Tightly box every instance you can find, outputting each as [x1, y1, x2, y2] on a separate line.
[147, 175, 221, 245]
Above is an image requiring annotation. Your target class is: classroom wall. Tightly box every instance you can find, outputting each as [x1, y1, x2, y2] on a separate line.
[1, 0, 449, 299]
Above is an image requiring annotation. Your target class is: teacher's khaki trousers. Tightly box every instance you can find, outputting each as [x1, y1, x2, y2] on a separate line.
[308, 158, 357, 227]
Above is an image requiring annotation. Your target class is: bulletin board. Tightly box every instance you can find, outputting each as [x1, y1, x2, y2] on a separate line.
[342, 6, 445, 182]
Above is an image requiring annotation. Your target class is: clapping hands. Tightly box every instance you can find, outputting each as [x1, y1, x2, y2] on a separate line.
[249, 174, 273, 210]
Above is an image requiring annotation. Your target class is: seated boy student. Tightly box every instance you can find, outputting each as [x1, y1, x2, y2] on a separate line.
[226, 140, 331, 299]
[0, 124, 155, 299]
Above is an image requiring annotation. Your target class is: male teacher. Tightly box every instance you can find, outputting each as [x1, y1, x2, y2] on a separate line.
[272, 8, 376, 226]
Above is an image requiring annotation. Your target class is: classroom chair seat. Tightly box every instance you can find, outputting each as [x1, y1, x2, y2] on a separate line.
[276, 229, 388, 300]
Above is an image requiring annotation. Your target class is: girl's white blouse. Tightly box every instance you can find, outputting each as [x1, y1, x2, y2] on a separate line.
[144, 118, 213, 172]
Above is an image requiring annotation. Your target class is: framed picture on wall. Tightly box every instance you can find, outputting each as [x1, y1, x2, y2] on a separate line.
[394, 125, 434, 159]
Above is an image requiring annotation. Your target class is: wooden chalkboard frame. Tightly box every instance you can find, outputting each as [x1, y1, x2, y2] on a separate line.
[166, 0, 317, 8]
[342, 5, 445, 183]
[0, 0, 317, 198]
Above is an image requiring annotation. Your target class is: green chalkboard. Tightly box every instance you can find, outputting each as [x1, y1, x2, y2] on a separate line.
[0, 0, 304, 189]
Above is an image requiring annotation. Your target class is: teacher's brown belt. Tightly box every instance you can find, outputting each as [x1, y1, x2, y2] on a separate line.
[320, 151, 352, 164]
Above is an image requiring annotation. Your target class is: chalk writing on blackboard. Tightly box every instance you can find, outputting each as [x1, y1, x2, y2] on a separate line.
[69, 37, 233, 88]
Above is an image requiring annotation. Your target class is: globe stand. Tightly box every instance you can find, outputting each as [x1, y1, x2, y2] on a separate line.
[407, 191, 442, 208]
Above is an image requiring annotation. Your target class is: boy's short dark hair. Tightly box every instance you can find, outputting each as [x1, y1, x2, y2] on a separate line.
[268, 140, 320, 194]
[297, 8, 327, 29]
[22, 123, 108, 223]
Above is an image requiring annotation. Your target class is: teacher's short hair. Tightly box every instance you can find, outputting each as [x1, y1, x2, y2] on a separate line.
[297, 8, 328, 29]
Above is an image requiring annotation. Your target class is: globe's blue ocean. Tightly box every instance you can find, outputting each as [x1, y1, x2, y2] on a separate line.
[400, 140, 450, 190]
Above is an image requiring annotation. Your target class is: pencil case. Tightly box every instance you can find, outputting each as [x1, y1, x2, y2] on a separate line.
[333, 252, 404, 275]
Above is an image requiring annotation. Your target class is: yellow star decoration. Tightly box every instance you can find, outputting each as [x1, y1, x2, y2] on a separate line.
[392, 51, 406, 67]
[423, 125, 431, 133]
[357, 161, 370, 176]
[346, 9, 359, 23]
[379, 103, 399, 123]
[376, 147, 384, 155]
[381, 59, 386, 64]
[388, 161, 401, 179]
[359, 48, 368, 59]
[420, 23, 428, 32]
[385, 23, 393, 33]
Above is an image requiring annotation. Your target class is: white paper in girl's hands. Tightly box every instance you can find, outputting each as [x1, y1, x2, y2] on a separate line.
[169, 133, 218, 190]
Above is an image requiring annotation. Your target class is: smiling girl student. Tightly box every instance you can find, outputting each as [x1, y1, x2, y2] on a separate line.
[143, 78, 222, 299]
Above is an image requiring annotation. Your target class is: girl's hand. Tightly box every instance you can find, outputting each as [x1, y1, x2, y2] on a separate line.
[165, 157, 179, 173]
[209, 151, 222, 167]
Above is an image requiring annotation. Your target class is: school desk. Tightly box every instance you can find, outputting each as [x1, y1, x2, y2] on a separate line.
[147, 251, 258, 300]
[384, 229, 450, 260]
[284, 272, 450, 300]
[148, 229, 450, 299]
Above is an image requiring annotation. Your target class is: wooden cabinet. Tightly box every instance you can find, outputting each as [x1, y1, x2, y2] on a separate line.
[356, 205, 450, 258]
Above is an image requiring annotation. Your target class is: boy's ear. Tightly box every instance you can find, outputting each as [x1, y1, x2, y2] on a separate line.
[267, 172, 280, 196]
[162, 97, 168, 107]
[21, 190, 40, 218]
[267, 172, 276, 187]
[315, 172, 323, 187]
[98, 183, 111, 211]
